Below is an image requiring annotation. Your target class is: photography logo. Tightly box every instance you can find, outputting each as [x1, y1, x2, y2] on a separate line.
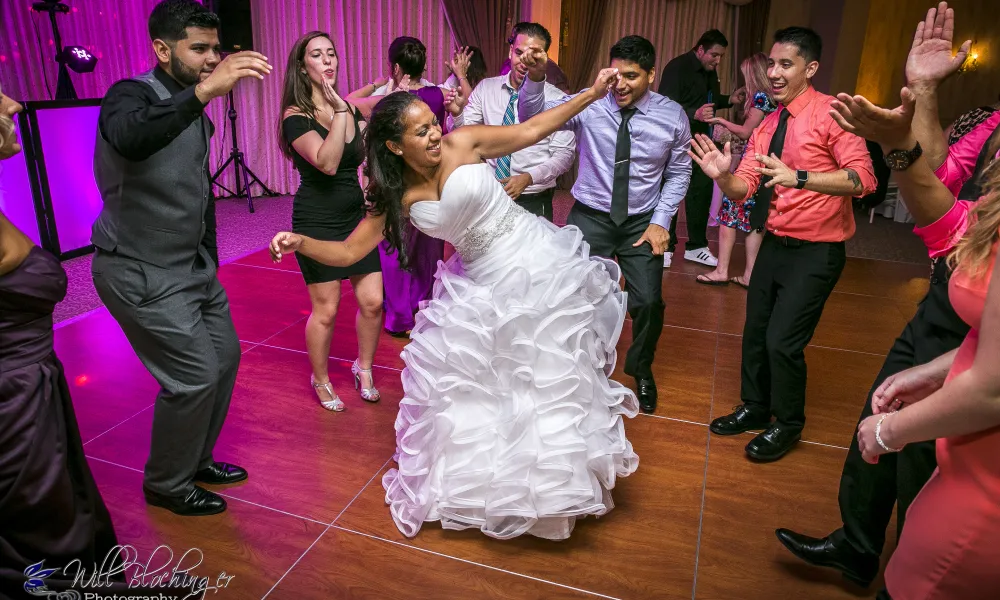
[23, 560, 80, 599]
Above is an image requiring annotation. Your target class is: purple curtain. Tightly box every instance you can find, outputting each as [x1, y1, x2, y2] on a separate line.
[0, 0, 456, 195]
[440, 0, 520, 74]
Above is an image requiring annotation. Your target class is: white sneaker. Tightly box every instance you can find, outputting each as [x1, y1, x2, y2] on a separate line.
[663, 252, 672, 268]
[684, 247, 719, 267]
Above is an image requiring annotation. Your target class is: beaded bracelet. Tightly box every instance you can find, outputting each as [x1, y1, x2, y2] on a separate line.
[875, 414, 902, 452]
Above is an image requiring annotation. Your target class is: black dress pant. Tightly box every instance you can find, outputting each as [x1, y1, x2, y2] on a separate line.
[667, 165, 713, 252]
[830, 258, 969, 558]
[567, 202, 664, 379]
[516, 188, 555, 222]
[741, 233, 846, 430]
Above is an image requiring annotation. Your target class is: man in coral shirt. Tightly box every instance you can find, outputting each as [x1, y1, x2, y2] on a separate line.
[690, 26, 876, 461]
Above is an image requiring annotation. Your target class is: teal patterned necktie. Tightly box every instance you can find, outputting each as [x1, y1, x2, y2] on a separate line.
[494, 88, 519, 180]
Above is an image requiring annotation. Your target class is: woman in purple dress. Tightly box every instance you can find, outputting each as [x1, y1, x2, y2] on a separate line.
[0, 90, 119, 596]
[348, 36, 447, 337]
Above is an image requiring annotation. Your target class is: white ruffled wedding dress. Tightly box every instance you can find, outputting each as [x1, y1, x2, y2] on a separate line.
[383, 162, 639, 541]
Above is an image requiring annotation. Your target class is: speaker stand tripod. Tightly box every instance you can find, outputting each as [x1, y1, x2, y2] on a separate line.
[210, 89, 274, 213]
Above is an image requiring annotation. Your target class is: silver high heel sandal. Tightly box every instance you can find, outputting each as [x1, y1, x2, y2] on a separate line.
[311, 375, 345, 411]
[351, 360, 380, 402]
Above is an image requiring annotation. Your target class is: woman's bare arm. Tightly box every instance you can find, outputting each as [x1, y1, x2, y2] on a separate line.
[271, 213, 386, 267]
[446, 67, 618, 162]
[709, 107, 767, 141]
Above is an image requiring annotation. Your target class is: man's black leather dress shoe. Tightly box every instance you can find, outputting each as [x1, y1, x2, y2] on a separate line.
[709, 405, 771, 435]
[144, 485, 227, 516]
[775, 528, 879, 586]
[745, 423, 801, 461]
[194, 461, 248, 485]
[636, 378, 657, 413]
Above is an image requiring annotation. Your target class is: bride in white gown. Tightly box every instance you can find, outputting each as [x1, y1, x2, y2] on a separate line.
[270, 64, 639, 541]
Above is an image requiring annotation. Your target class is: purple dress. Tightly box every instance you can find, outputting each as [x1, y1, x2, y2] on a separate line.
[379, 85, 447, 333]
[0, 247, 119, 596]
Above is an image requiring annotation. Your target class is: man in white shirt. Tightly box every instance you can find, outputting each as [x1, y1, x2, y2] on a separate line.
[447, 22, 575, 220]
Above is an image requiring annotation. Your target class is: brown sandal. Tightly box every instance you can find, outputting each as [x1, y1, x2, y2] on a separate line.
[696, 274, 730, 286]
[730, 276, 750, 290]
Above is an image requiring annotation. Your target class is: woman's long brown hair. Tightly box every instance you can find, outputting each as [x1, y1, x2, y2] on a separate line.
[950, 160, 1000, 278]
[277, 31, 335, 160]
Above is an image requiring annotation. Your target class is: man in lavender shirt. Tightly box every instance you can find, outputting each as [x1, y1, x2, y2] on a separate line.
[518, 35, 692, 413]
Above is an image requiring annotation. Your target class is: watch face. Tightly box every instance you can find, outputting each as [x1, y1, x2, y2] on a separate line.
[885, 151, 910, 170]
[885, 143, 921, 171]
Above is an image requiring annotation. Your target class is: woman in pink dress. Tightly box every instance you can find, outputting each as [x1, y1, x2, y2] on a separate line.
[831, 65, 1000, 600]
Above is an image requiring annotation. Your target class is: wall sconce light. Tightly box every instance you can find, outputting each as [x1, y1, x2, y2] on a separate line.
[959, 45, 979, 74]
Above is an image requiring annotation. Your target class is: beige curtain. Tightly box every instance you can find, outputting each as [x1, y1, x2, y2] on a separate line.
[559, 0, 611, 92]
[580, 0, 737, 94]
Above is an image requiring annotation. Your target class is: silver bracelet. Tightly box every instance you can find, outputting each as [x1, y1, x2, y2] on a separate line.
[875, 414, 902, 452]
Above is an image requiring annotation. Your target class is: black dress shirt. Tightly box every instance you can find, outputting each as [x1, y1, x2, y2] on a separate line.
[98, 66, 219, 266]
[658, 51, 731, 136]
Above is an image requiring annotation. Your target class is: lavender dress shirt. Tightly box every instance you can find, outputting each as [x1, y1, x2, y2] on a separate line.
[518, 77, 692, 229]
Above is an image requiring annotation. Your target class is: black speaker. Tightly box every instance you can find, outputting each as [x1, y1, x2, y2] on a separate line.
[208, 0, 255, 53]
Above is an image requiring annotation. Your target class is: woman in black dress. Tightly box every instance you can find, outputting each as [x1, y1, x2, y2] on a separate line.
[279, 32, 383, 411]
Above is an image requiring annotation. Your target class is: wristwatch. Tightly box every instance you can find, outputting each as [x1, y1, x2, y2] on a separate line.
[795, 170, 808, 189]
[884, 141, 923, 171]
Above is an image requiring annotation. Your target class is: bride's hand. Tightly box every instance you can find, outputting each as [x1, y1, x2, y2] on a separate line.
[270, 232, 303, 262]
[589, 68, 620, 100]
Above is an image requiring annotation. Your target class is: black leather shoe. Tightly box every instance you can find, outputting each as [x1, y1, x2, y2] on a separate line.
[144, 485, 227, 516]
[709, 405, 771, 435]
[775, 529, 879, 586]
[194, 461, 248, 485]
[636, 378, 657, 413]
[745, 423, 801, 461]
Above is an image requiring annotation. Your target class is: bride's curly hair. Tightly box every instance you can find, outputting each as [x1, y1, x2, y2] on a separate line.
[363, 92, 422, 270]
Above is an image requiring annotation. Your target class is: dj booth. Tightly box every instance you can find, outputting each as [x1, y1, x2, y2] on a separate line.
[0, 99, 103, 260]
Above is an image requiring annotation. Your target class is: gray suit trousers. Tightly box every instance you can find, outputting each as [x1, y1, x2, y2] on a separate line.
[92, 250, 240, 497]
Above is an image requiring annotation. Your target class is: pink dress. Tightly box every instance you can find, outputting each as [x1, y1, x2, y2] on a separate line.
[886, 201, 1000, 599]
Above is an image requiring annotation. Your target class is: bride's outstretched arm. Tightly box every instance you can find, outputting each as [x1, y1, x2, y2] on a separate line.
[445, 63, 618, 162]
[270, 213, 386, 267]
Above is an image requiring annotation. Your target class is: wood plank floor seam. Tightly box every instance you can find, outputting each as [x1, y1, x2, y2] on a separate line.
[328, 525, 625, 600]
[330, 457, 394, 526]
[690, 333, 721, 599]
[83, 404, 153, 447]
[259, 525, 333, 599]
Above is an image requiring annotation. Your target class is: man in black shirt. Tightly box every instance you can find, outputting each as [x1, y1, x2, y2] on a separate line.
[91, 0, 270, 516]
[659, 29, 739, 268]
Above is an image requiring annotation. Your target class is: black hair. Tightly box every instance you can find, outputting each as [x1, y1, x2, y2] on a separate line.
[388, 36, 427, 79]
[774, 26, 823, 63]
[465, 46, 488, 89]
[609, 35, 656, 72]
[148, 0, 220, 43]
[363, 93, 425, 269]
[694, 29, 729, 52]
[508, 22, 552, 51]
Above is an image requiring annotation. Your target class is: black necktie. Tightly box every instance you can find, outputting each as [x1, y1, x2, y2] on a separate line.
[611, 107, 638, 225]
[749, 108, 791, 231]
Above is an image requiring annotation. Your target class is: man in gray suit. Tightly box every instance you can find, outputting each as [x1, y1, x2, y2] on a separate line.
[91, 0, 270, 516]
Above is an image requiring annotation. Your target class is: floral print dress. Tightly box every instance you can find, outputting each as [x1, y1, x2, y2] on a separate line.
[717, 91, 777, 233]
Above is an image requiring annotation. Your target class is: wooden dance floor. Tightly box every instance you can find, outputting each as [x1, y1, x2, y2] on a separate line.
[59, 227, 930, 599]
